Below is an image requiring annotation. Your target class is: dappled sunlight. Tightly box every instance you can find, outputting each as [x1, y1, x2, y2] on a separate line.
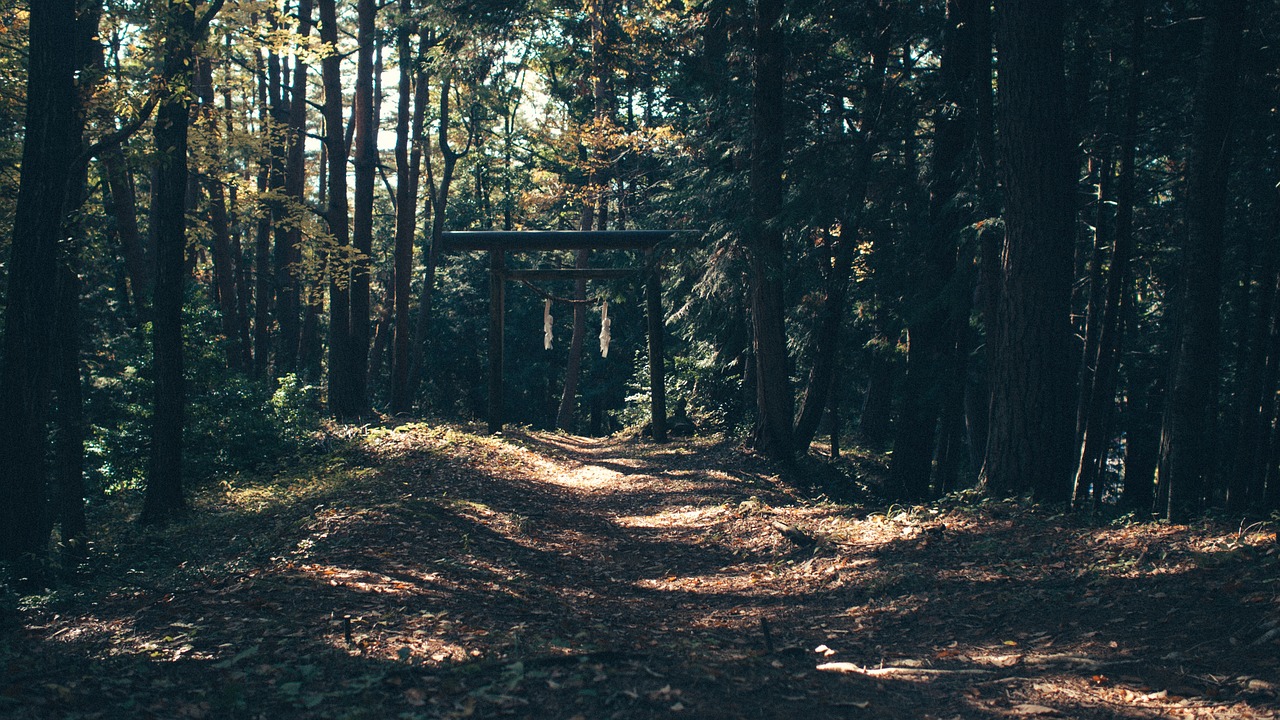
[290, 563, 439, 597]
[541, 461, 626, 490]
[15, 423, 1280, 719]
[615, 504, 729, 528]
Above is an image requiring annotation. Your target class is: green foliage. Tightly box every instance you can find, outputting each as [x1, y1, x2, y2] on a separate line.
[184, 299, 322, 479]
[83, 294, 323, 497]
[270, 373, 322, 446]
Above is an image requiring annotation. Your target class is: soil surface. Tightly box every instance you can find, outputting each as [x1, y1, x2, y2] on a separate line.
[3, 424, 1279, 719]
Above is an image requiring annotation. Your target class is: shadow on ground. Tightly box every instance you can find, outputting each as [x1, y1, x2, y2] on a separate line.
[3, 424, 1278, 719]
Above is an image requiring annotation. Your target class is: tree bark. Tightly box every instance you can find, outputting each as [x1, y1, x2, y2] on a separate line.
[1156, 0, 1247, 521]
[264, 17, 289, 374]
[409, 65, 464, 404]
[0, 0, 95, 563]
[53, 266, 86, 561]
[348, 0, 377, 416]
[858, 342, 895, 448]
[320, 0, 354, 418]
[979, 0, 1076, 501]
[253, 55, 273, 375]
[143, 0, 223, 524]
[389, 2, 419, 414]
[746, 0, 795, 461]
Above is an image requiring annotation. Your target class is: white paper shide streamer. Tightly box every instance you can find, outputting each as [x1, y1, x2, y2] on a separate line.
[598, 301, 611, 358]
[543, 299, 553, 350]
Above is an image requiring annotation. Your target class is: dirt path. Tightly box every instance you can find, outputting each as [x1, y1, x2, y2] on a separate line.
[4, 425, 1279, 719]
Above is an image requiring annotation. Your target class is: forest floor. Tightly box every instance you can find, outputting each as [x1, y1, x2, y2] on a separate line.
[3, 422, 1280, 719]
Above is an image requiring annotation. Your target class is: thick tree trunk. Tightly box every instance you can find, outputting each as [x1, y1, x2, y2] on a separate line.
[348, 0, 377, 416]
[979, 0, 1076, 501]
[1156, 0, 1247, 521]
[746, 0, 795, 461]
[320, 0, 353, 418]
[0, 0, 94, 562]
[143, 0, 221, 524]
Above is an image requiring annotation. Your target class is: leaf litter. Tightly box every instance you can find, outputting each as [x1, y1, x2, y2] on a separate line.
[2, 422, 1278, 718]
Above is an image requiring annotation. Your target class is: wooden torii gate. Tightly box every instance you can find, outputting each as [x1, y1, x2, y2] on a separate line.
[439, 230, 688, 442]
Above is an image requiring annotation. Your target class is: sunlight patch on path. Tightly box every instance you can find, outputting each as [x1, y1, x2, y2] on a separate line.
[539, 461, 626, 491]
[615, 505, 728, 529]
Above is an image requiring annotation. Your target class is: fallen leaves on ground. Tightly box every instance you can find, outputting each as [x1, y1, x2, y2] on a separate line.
[3, 422, 1278, 719]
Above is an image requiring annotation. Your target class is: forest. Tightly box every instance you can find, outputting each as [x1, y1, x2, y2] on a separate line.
[1, 0, 1279, 717]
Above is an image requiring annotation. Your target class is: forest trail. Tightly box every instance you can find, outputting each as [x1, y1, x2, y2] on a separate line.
[5, 424, 1280, 719]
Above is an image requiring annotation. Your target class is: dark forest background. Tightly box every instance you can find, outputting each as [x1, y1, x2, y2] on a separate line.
[1, 0, 1277, 579]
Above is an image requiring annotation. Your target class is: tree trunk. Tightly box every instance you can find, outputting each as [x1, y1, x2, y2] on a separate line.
[858, 342, 895, 448]
[1076, 150, 1114, 440]
[1156, 0, 1247, 521]
[320, 0, 353, 418]
[1073, 0, 1145, 508]
[0, 0, 96, 563]
[143, 0, 221, 524]
[253, 56, 273, 375]
[53, 266, 86, 562]
[277, 0, 313, 375]
[1121, 361, 1161, 513]
[409, 67, 463, 405]
[979, 0, 1076, 501]
[556, 244, 592, 431]
[646, 252, 668, 442]
[369, 302, 392, 388]
[265, 20, 289, 374]
[827, 363, 842, 459]
[389, 2, 419, 414]
[299, 293, 324, 381]
[348, 0, 377, 416]
[746, 0, 795, 461]
[100, 146, 149, 318]
[890, 0, 982, 499]
[1230, 246, 1279, 512]
[935, 281, 978, 493]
